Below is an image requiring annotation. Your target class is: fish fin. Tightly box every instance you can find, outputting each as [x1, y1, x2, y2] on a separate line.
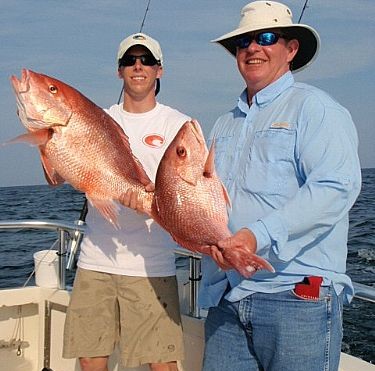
[150, 198, 164, 226]
[221, 182, 232, 210]
[177, 166, 199, 186]
[134, 161, 154, 187]
[226, 251, 275, 278]
[251, 255, 274, 272]
[116, 125, 153, 186]
[203, 138, 232, 209]
[221, 242, 275, 278]
[203, 138, 215, 178]
[151, 195, 168, 225]
[118, 189, 153, 217]
[4, 129, 51, 147]
[154, 195, 161, 214]
[87, 197, 120, 229]
[39, 148, 65, 186]
[189, 119, 206, 145]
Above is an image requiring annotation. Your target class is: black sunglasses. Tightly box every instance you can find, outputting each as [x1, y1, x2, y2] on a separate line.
[119, 54, 160, 67]
[235, 31, 285, 48]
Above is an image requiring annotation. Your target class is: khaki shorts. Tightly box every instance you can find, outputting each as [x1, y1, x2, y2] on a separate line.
[63, 268, 184, 367]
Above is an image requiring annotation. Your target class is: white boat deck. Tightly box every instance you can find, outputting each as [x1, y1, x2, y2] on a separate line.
[0, 286, 204, 371]
[0, 220, 373, 371]
[0, 284, 374, 371]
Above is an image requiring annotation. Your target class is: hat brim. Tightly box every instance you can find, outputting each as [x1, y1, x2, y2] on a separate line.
[213, 24, 320, 72]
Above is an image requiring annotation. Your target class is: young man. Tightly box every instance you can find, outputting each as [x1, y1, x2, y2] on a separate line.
[201, 2, 361, 370]
[63, 33, 189, 371]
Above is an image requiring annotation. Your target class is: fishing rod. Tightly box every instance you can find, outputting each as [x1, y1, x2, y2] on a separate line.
[67, 0, 153, 270]
[298, 0, 309, 23]
[117, 0, 154, 103]
[139, 0, 152, 33]
[69, 0, 309, 270]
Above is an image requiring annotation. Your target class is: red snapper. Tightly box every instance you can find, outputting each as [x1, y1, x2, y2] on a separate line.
[10, 69, 153, 227]
[151, 120, 274, 277]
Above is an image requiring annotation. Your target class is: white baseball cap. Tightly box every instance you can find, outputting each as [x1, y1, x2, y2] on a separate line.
[117, 32, 163, 66]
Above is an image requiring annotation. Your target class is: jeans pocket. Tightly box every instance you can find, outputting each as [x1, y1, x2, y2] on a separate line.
[291, 285, 331, 302]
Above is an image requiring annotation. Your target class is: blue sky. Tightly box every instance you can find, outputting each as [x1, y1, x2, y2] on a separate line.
[1, 0, 374, 187]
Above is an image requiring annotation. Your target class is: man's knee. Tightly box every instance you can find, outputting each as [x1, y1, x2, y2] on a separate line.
[79, 356, 109, 371]
[149, 361, 179, 371]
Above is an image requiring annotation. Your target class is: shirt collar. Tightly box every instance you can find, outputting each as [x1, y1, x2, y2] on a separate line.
[237, 71, 294, 113]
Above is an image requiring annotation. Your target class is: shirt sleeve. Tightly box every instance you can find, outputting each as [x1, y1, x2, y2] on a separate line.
[250, 95, 362, 262]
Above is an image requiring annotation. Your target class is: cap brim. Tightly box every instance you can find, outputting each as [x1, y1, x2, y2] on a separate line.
[212, 24, 320, 72]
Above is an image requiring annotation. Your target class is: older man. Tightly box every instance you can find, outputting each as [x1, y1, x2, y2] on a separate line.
[201, 2, 361, 370]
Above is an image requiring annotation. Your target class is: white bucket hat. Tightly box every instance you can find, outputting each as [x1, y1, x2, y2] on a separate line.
[117, 32, 163, 66]
[212, 1, 320, 72]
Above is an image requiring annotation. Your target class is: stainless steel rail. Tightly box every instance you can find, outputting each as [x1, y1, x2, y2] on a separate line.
[0, 219, 85, 232]
[0, 219, 85, 289]
[352, 282, 375, 304]
[175, 248, 202, 317]
[0, 220, 374, 317]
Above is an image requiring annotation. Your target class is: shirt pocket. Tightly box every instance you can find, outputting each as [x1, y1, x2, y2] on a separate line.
[241, 128, 297, 197]
[211, 135, 235, 183]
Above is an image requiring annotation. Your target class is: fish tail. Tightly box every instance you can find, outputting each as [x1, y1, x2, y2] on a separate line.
[87, 197, 120, 229]
[223, 249, 275, 278]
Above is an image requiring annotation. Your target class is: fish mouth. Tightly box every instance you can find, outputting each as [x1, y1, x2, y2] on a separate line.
[188, 119, 205, 145]
[10, 69, 30, 120]
[10, 69, 33, 129]
[10, 68, 30, 95]
[10, 69, 51, 131]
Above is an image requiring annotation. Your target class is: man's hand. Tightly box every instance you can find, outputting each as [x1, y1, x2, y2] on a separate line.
[208, 228, 257, 270]
[209, 245, 233, 270]
[206, 229, 274, 277]
[120, 189, 146, 214]
[218, 228, 257, 254]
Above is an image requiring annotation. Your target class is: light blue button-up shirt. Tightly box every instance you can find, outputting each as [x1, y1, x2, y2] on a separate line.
[199, 72, 361, 307]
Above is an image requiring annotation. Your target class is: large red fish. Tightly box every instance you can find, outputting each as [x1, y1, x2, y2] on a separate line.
[151, 120, 274, 277]
[10, 69, 153, 226]
[10, 69, 273, 276]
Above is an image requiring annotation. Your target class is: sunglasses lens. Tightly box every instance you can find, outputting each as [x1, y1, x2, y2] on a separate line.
[119, 55, 135, 66]
[141, 55, 158, 66]
[235, 32, 280, 49]
[235, 36, 251, 49]
[119, 55, 158, 67]
[257, 32, 279, 46]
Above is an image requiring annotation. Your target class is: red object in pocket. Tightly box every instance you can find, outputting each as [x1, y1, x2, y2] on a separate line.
[294, 276, 323, 300]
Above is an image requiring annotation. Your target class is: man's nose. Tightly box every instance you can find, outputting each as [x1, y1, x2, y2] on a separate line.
[134, 59, 143, 69]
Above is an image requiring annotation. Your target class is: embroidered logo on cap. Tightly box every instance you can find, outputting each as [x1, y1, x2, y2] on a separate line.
[133, 34, 146, 40]
[143, 134, 165, 148]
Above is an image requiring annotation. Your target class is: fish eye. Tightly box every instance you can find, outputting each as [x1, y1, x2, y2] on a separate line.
[49, 85, 58, 94]
[176, 146, 186, 157]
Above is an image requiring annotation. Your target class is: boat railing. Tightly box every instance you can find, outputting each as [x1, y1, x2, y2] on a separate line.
[0, 219, 374, 319]
[0, 219, 85, 290]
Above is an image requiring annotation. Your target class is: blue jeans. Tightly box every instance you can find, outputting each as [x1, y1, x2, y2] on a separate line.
[203, 286, 343, 371]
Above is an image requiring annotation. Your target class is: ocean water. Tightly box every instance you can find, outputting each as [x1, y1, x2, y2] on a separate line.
[0, 169, 374, 363]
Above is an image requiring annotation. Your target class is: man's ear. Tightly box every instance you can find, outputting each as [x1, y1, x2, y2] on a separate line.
[287, 39, 299, 64]
[156, 66, 163, 79]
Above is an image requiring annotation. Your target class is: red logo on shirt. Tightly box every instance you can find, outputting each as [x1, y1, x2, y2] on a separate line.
[143, 134, 165, 148]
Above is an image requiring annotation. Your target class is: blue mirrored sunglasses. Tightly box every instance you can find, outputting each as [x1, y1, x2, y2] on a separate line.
[235, 31, 284, 48]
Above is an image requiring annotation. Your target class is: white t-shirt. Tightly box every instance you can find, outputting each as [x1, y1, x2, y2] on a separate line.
[77, 102, 190, 277]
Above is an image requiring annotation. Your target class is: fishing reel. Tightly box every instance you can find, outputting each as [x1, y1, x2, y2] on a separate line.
[66, 219, 85, 271]
[66, 198, 88, 271]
